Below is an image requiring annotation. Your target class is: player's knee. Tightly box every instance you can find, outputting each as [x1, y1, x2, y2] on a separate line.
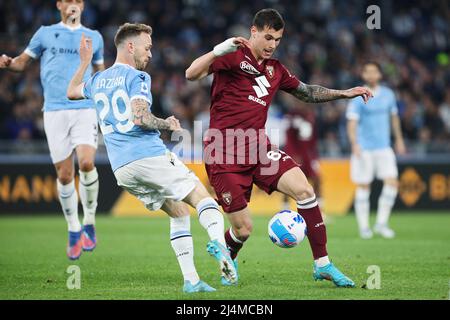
[57, 171, 74, 185]
[234, 222, 253, 241]
[79, 159, 95, 172]
[384, 179, 398, 188]
[293, 182, 315, 202]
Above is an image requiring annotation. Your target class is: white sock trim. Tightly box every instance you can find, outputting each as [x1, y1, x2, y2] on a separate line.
[170, 216, 191, 239]
[196, 197, 219, 217]
[57, 179, 76, 197]
[381, 184, 398, 199]
[356, 187, 370, 200]
[79, 167, 98, 185]
[229, 228, 243, 244]
[297, 195, 318, 209]
[57, 179, 81, 232]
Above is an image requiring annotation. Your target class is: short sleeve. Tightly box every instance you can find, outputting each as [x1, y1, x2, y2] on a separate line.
[208, 53, 235, 74]
[129, 72, 152, 106]
[92, 32, 104, 65]
[24, 26, 44, 59]
[389, 91, 398, 115]
[82, 75, 95, 100]
[279, 63, 300, 92]
[346, 98, 362, 120]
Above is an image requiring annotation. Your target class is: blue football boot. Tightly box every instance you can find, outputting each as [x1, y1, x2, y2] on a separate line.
[183, 280, 216, 293]
[207, 240, 238, 285]
[313, 262, 355, 288]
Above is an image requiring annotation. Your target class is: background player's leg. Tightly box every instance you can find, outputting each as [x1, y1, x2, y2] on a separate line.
[55, 154, 80, 233]
[55, 154, 82, 260]
[277, 167, 328, 263]
[351, 151, 374, 239]
[374, 149, 398, 238]
[224, 207, 253, 260]
[374, 178, 398, 238]
[355, 184, 372, 239]
[75, 145, 98, 227]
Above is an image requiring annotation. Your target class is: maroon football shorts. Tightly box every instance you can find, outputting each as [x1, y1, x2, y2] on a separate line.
[205, 147, 299, 213]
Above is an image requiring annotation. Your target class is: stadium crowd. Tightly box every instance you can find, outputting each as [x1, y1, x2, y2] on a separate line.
[0, 0, 449, 155]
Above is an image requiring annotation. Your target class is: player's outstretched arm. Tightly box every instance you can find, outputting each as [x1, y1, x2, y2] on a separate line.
[0, 52, 32, 72]
[131, 98, 181, 131]
[67, 34, 93, 100]
[185, 37, 249, 81]
[288, 82, 373, 104]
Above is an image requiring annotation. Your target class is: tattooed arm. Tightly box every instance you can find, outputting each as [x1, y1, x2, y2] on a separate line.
[288, 82, 373, 103]
[131, 98, 181, 131]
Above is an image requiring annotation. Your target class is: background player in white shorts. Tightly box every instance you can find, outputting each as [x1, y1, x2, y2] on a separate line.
[346, 62, 406, 239]
[67, 23, 237, 293]
[0, 0, 104, 259]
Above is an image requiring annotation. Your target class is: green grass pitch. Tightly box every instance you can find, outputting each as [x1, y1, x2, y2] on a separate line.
[0, 212, 449, 300]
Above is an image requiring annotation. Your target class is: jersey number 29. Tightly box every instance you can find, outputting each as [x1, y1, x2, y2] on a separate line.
[95, 89, 134, 135]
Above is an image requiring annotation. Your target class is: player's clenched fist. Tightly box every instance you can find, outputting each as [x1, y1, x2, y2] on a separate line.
[213, 37, 250, 57]
[0, 54, 13, 68]
[166, 116, 182, 131]
[79, 33, 93, 65]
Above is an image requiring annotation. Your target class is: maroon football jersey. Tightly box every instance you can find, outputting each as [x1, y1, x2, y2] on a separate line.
[205, 46, 300, 162]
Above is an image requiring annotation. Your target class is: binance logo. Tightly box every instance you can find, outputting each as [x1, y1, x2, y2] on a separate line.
[399, 168, 426, 207]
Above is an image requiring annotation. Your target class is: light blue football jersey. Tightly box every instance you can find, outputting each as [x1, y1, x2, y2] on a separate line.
[346, 85, 398, 151]
[83, 63, 167, 171]
[25, 22, 104, 111]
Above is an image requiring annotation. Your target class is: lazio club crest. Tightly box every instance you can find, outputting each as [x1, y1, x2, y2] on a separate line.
[266, 65, 274, 78]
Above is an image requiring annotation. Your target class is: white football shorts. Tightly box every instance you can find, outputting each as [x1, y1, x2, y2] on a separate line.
[350, 147, 398, 185]
[43, 108, 98, 164]
[114, 152, 199, 211]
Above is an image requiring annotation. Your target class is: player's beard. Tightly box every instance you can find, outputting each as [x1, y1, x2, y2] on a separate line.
[134, 56, 148, 71]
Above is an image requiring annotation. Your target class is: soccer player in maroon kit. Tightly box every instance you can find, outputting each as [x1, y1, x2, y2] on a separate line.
[282, 102, 323, 211]
[186, 9, 372, 287]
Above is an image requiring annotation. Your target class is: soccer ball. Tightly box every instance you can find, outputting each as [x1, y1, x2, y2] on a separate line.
[268, 210, 307, 248]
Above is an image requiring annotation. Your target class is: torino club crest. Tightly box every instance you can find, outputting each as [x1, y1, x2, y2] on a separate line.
[266, 65, 274, 78]
[222, 192, 233, 206]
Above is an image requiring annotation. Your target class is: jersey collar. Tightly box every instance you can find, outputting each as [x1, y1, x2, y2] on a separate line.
[59, 21, 83, 31]
[243, 46, 267, 72]
[112, 62, 133, 69]
[370, 85, 381, 97]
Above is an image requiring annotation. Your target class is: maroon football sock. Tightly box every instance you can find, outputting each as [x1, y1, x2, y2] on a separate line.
[224, 228, 244, 260]
[297, 197, 328, 260]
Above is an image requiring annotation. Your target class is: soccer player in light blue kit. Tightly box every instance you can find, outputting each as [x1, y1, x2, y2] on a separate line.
[346, 62, 406, 239]
[67, 23, 238, 293]
[0, 0, 104, 260]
